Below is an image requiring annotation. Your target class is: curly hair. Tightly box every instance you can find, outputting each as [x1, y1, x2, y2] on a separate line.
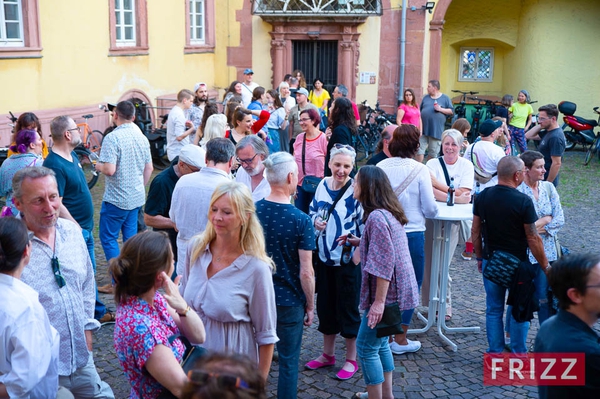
[329, 97, 357, 135]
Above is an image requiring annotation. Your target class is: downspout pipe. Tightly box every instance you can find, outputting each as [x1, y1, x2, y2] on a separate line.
[398, 0, 408, 106]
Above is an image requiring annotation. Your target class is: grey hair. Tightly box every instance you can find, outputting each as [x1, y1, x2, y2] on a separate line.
[200, 114, 227, 146]
[330, 146, 356, 164]
[289, 77, 299, 86]
[278, 81, 290, 91]
[497, 156, 523, 179]
[441, 129, 464, 148]
[336, 84, 349, 97]
[263, 152, 297, 185]
[49, 115, 72, 141]
[236, 135, 269, 158]
[12, 167, 56, 200]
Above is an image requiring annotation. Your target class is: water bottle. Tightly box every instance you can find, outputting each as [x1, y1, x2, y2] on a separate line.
[446, 177, 455, 206]
[341, 239, 353, 265]
[472, 182, 481, 210]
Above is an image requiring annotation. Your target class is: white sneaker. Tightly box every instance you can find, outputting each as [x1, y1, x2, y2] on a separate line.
[389, 339, 422, 355]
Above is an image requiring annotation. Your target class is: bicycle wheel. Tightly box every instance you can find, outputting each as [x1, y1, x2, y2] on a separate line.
[75, 147, 99, 189]
[584, 138, 598, 165]
[87, 130, 104, 154]
[353, 132, 368, 162]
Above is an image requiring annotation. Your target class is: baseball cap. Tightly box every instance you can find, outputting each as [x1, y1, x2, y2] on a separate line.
[479, 119, 502, 137]
[178, 144, 206, 169]
[194, 82, 207, 92]
[243, 68, 254, 75]
[296, 88, 309, 97]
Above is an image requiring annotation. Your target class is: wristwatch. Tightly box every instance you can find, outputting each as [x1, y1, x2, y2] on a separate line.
[177, 306, 191, 317]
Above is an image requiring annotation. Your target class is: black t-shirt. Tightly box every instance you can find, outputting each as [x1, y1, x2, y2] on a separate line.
[325, 125, 353, 176]
[366, 151, 389, 166]
[538, 127, 566, 184]
[43, 151, 94, 231]
[473, 185, 538, 260]
[495, 106, 509, 120]
[144, 164, 179, 260]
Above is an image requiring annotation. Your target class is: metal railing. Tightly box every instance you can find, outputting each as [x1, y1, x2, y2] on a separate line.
[252, 0, 382, 16]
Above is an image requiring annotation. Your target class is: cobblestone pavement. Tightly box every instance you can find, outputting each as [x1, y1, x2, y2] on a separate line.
[91, 149, 600, 398]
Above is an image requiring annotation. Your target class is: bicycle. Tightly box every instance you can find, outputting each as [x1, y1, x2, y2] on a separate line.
[451, 90, 479, 120]
[354, 100, 391, 161]
[584, 107, 600, 165]
[77, 113, 104, 155]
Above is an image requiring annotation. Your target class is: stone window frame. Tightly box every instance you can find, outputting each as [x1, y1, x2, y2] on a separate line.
[108, 0, 149, 56]
[184, 0, 215, 54]
[0, 0, 42, 59]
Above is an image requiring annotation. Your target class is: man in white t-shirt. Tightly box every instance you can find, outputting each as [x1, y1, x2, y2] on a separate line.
[241, 68, 259, 107]
[463, 119, 506, 191]
[166, 89, 195, 161]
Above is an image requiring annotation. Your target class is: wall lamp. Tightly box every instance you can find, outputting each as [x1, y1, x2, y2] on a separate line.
[411, 1, 435, 13]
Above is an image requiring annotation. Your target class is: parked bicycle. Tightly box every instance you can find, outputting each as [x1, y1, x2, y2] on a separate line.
[584, 108, 600, 165]
[451, 90, 479, 121]
[355, 100, 395, 161]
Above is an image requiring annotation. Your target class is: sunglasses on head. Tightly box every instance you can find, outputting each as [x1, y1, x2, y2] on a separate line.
[187, 370, 252, 391]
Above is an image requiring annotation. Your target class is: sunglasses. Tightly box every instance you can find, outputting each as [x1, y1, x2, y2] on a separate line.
[51, 256, 66, 288]
[187, 370, 251, 391]
[333, 143, 356, 153]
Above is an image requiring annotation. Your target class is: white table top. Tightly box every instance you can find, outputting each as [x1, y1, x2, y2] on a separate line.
[429, 203, 473, 222]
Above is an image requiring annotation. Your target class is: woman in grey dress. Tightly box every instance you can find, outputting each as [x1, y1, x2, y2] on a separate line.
[179, 182, 278, 381]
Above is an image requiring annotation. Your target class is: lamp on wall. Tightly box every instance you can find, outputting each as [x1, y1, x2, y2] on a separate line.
[422, 2, 435, 13]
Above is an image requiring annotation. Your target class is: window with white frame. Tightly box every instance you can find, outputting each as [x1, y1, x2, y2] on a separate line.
[189, 0, 205, 44]
[115, 0, 136, 47]
[0, 0, 24, 47]
[459, 47, 494, 82]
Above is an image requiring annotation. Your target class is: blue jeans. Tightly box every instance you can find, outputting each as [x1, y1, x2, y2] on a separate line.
[357, 310, 395, 386]
[275, 305, 305, 399]
[401, 231, 425, 325]
[482, 260, 530, 353]
[295, 185, 315, 215]
[83, 229, 107, 320]
[99, 202, 140, 262]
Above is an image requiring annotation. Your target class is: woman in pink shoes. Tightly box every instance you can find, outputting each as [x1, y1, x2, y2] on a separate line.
[305, 145, 363, 380]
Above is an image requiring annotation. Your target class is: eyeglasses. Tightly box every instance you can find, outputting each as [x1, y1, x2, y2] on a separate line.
[187, 370, 251, 391]
[68, 126, 81, 133]
[333, 143, 356, 153]
[585, 283, 600, 289]
[537, 117, 552, 122]
[236, 153, 258, 165]
[299, 118, 312, 122]
[51, 256, 66, 288]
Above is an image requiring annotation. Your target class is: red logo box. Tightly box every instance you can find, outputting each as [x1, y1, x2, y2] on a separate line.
[483, 353, 585, 386]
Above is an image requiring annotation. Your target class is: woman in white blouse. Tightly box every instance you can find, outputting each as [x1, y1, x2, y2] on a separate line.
[377, 124, 438, 355]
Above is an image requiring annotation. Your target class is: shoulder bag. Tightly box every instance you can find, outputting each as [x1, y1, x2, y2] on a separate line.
[470, 141, 497, 184]
[483, 250, 521, 288]
[368, 210, 404, 338]
[301, 133, 323, 193]
[393, 163, 421, 198]
[438, 156, 451, 186]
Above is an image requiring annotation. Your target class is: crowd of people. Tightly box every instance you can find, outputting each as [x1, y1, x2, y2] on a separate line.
[1, 74, 598, 399]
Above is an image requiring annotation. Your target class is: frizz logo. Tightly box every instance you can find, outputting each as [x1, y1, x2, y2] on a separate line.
[483, 353, 585, 386]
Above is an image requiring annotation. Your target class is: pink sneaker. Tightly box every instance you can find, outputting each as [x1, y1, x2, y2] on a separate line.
[305, 353, 335, 370]
[335, 360, 358, 380]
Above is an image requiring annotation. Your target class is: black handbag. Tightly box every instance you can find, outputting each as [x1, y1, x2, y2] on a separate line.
[483, 250, 521, 288]
[301, 133, 323, 193]
[369, 211, 404, 338]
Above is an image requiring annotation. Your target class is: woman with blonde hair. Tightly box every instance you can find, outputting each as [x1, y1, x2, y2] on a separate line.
[179, 182, 278, 381]
[199, 114, 228, 147]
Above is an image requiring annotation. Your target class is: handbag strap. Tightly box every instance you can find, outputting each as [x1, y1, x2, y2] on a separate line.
[326, 178, 353, 220]
[394, 164, 421, 197]
[302, 134, 307, 175]
[438, 156, 451, 186]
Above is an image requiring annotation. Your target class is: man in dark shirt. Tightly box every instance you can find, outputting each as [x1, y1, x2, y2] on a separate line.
[525, 104, 566, 186]
[256, 152, 315, 399]
[45, 116, 113, 323]
[144, 144, 205, 277]
[535, 253, 600, 398]
[367, 124, 396, 166]
[472, 156, 549, 354]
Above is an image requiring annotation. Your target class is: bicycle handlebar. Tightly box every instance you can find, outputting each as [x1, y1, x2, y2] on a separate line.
[452, 90, 479, 95]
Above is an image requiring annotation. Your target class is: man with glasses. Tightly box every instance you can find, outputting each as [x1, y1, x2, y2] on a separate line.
[144, 144, 206, 277]
[472, 156, 549, 355]
[534, 253, 600, 398]
[525, 104, 566, 187]
[170, 138, 235, 271]
[14, 167, 114, 399]
[235, 135, 270, 202]
[44, 116, 114, 324]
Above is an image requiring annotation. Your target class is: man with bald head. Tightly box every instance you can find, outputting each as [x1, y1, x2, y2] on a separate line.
[472, 156, 550, 355]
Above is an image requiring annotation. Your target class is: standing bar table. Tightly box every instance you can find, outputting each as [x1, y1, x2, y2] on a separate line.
[407, 203, 480, 351]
